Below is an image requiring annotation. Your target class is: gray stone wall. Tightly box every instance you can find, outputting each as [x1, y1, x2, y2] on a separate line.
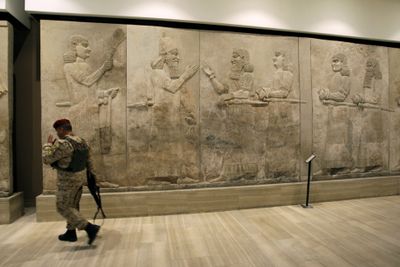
[40, 20, 400, 192]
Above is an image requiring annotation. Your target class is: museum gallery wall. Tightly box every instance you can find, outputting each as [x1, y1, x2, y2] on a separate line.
[0, 22, 12, 197]
[40, 20, 400, 193]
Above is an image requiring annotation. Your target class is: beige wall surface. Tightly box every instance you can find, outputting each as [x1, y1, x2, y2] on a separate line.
[40, 20, 400, 193]
[26, 0, 400, 43]
[0, 22, 12, 197]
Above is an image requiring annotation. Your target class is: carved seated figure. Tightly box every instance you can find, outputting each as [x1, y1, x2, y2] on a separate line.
[256, 51, 294, 101]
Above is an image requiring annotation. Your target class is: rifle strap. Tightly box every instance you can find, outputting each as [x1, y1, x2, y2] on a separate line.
[92, 187, 106, 225]
[93, 207, 107, 225]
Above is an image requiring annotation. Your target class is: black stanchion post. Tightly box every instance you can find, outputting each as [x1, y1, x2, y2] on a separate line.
[301, 154, 316, 209]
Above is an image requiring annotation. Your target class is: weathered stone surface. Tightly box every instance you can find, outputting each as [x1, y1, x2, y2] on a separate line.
[299, 38, 313, 181]
[0, 22, 12, 197]
[0, 192, 24, 224]
[389, 48, 400, 173]
[312, 40, 390, 178]
[36, 176, 400, 221]
[126, 26, 200, 186]
[199, 32, 300, 183]
[41, 20, 400, 192]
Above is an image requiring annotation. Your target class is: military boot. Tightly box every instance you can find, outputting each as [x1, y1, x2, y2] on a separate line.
[84, 223, 100, 245]
[58, 229, 77, 242]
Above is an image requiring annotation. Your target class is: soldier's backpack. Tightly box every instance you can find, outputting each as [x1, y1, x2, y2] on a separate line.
[51, 137, 106, 221]
[66, 136, 89, 172]
[50, 136, 89, 172]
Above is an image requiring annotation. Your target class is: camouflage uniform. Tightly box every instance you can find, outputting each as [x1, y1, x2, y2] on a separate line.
[42, 135, 94, 230]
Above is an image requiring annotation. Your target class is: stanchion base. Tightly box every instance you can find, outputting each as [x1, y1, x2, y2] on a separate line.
[301, 204, 313, 209]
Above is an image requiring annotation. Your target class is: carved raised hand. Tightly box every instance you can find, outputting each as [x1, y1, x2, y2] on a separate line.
[181, 64, 199, 81]
[202, 64, 215, 78]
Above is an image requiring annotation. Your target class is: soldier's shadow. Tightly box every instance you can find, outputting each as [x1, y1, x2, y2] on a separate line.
[64, 228, 122, 254]
[70, 244, 98, 251]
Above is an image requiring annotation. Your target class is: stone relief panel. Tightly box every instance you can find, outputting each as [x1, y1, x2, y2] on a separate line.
[41, 21, 127, 191]
[0, 22, 11, 197]
[389, 48, 400, 172]
[126, 26, 200, 186]
[312, 39, 390, 178]
[200, 31, 301, 184]
[41, 20, 400, 192]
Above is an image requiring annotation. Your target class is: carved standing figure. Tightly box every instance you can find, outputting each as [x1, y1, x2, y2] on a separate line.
[203, 49, 258, 182]
[352, 58, 384, 173]
[255, 51, 298, 177]
[256, 51, 294, 100]
[62, 32, 122, 187]
[318, 53, 353, 175]
[145, 34, 199, 183]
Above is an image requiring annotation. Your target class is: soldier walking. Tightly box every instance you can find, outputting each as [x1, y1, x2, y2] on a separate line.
[42, 119, 100, 245]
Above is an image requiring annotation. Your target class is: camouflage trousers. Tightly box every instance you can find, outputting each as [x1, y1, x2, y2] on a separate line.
[56, 170, 88, 230]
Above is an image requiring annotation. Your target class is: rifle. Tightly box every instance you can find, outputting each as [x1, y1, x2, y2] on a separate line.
[86, 170, 106, 222]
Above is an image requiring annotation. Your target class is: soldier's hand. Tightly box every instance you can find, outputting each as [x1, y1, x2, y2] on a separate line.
[47, 134, 55, 144]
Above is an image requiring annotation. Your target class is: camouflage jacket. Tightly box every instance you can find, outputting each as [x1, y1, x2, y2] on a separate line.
[42, 135, 95, 176]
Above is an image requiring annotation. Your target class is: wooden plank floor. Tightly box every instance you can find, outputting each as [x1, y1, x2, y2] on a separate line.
[1, 196, 400, 267]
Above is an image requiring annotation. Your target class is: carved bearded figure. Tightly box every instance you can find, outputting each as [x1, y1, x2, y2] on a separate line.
[203, 48, 254, 103]
[203, 49, 258, 181]
[145, 35, 199, 182]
